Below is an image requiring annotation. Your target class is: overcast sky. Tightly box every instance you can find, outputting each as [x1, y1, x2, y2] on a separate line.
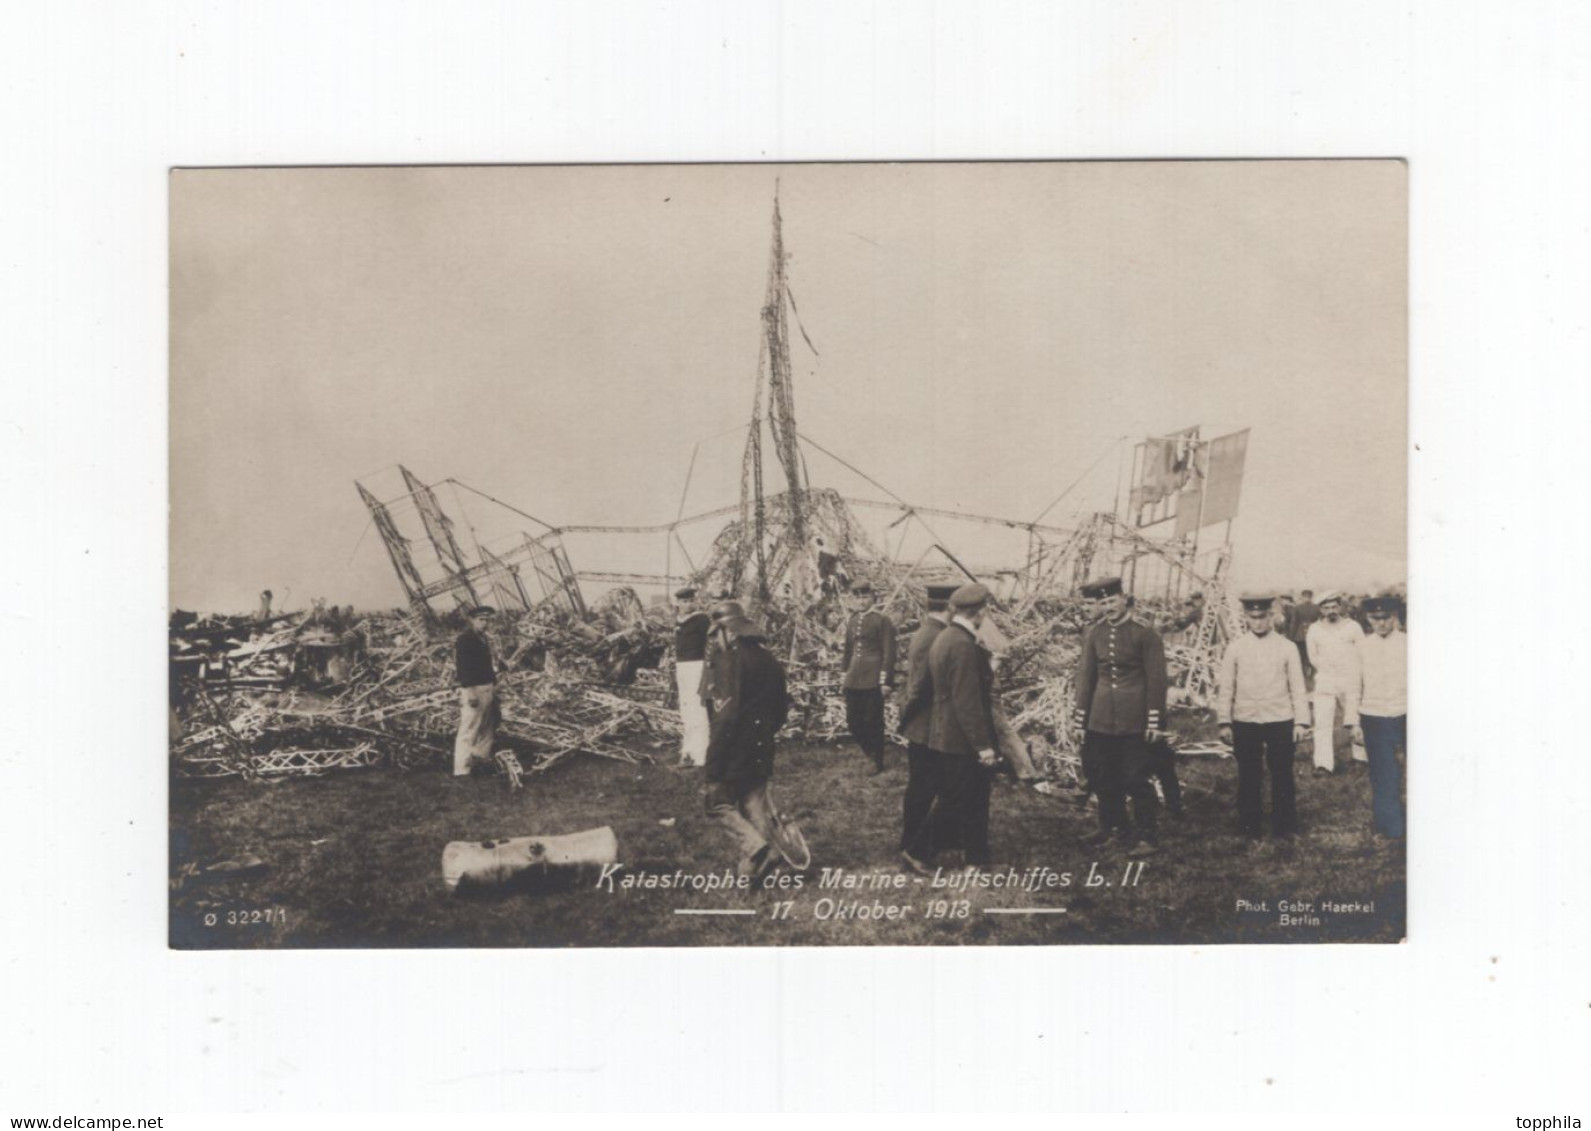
[171, 161, 1405, 613]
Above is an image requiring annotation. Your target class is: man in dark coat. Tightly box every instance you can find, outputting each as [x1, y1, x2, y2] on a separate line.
[704, 616, 792, 879]
[697, 598, 744, 719]
[1072, 577, 1168, 856]
[1290, 589, 1321, 677]
[896, 583, 958, 872]
[841, 582, 898, 773]
[926, 583, 1000, 866]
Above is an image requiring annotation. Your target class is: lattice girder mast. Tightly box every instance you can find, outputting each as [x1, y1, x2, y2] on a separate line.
[356, 482, 432, 621]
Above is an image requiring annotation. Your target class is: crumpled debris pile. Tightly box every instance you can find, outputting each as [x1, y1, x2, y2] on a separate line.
[170, 598, 677, 781]
[170, 585, 1218, 784]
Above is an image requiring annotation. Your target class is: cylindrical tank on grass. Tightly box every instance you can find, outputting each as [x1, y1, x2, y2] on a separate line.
[441, 826, 619, 894]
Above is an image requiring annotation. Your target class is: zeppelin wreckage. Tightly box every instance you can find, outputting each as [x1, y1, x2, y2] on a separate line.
[169, 191, 1251, 786]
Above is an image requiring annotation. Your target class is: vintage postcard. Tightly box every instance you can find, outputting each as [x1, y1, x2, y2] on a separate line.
[169, 160, 1407, 948]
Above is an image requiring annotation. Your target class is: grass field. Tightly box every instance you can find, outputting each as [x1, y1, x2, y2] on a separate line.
[170, 717, 1406, 949]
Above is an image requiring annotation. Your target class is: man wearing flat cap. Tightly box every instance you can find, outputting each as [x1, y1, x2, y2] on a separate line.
[841, 582, 898, 773]
[704, 615, 792, 879]
[1350, 594, 1407, 838]
[1217, 592, 1310, 840]
[672, 587, 712, 767]
[1072, 577, 1168, 855]
[453, 605, 500, 776]
[926, 583, 1000, 865]
[897, 583, 957, 871]
[1305, 590, 1366, 773]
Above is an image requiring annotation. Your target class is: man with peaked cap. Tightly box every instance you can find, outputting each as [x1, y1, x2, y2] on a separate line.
[897, 583, 958, 872]
[1350, 594, 1407, 838]
[1072, 577, 1168, 855]
[927, 583, 1000, 865]
[453, 605, 500, 776]
[841, 581, 898, 773]
[671, 587, 712, 767]
[1305, 590, 1366, 773]
[703, 615, 792, 879]
[697, 598, 744, 720]
[1217, 592, 1310, 840]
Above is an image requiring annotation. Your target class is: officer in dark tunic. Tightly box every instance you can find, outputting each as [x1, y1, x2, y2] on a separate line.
[927, 583, 1000, 866]
[703, 616, 792, 879]
[896, 583, 958, 872]
[840, 582, 898, 773]
[1072, 577, 1168, 856]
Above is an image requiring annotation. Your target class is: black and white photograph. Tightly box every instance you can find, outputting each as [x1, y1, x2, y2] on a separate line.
[11, 0, 1591, 1118]
[169, 160, 1407, 948]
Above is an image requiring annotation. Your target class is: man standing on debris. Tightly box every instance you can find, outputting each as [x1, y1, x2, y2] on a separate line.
[672, 587, 712, 768]
[1217, 592, 1310, 841]
[453, 605, 500, 777]
[897, 583, 957, 872]
[1305, 591, 1366, 773]
[841, 582, 897, 773]
[927, 583, 1001, 866]
[813, 535, 848, 596]
[704, 615, 792, 880]
[1350, 594, 1407, 839]
[1072, 576, 1167, 856]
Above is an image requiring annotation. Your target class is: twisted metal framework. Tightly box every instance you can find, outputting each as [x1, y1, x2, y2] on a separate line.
[352, 189, 1247, 688]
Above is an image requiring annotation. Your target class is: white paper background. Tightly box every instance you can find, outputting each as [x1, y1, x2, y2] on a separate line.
[3, 0, 1587, 1115]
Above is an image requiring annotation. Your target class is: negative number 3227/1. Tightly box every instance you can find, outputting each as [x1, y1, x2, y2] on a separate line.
[204, 908, 287, 927]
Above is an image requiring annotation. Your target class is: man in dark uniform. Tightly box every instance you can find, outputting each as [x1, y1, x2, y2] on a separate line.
[896, 583, 957, 873]
[1072, 577, 1168, 856]
[841, 582, 897, 773]
[697, 598, 744, 720]
[1290, 589, 1321, 677]
[453, 605, 499, 777]
[704, 615, 792, 879]
[927, 583, 1000, 866]
[672, 587, 712, 767]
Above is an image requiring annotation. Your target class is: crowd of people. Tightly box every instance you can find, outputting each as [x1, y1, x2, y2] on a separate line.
[450, 574, 1407, 880]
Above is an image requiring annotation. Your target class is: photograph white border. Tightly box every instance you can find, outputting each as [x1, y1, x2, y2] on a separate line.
[3, 0, 1585, 1115]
